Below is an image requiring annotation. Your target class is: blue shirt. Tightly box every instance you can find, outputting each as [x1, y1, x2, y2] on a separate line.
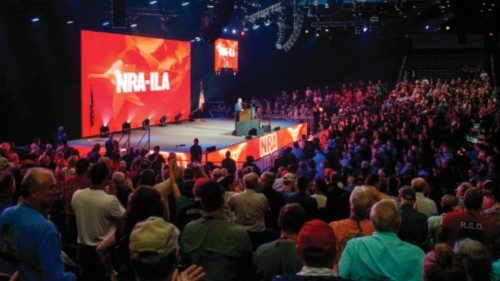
[0, 204, 76, 281]
[339, 231, 424, 281]
[235, 102, 243, 112]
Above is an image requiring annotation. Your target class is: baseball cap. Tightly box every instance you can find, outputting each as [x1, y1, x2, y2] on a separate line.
[399, 186, 416, 201]
[129, 217, 180, 264]
[0, 157, 12, 172]
[297, 219, 336, 255]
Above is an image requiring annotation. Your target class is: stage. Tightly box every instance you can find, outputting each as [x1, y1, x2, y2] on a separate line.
[69, 118, 307, 166]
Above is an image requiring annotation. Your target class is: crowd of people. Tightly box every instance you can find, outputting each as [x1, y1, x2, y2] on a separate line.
[0, 71, 499, 281]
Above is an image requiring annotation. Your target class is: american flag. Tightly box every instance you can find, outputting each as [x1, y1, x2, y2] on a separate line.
[89, 85, 95, 127]
[198, 81, 205, 110]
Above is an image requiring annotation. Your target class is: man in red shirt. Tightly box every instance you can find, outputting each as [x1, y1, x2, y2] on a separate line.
[440, 187, 496, 247]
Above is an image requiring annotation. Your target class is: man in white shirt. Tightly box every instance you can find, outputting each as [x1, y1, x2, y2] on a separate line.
[411, 177, 438, 217]
[228, 172, 269, 232]
[72, 162, 124, 281]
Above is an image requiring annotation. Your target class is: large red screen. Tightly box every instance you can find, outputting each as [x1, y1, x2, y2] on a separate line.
[214, 39, 238, 73]
[81, 30, 191, 137]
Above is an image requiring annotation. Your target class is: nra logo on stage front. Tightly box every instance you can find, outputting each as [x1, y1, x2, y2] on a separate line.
[260, 133, 278, 156]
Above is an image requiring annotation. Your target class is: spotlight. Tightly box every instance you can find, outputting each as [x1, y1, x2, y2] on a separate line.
[240, 31, 245, 36]
[102, 21, 110, 27]
[232, 29, 237, 34]
[445, 25, 450, 30]
[362, 27, 368, 33]
[174, 113, 182, 124]
[223, 27, 228, 33]
[159, 115, 168, 127]
[122, 122, 131, 133]
[425, 24, 430, 30]
[130, 23, 138, 28]
[142, 118, 150, 130]
[195, 37, 201, 42]
[264, 19, 271, 26]
[99, 125, 110, 137]
[149, 0, 157, 4]
[181, 1, 190, 6]
[66, 20, 74, 24]
[252, 24, 260, 30]
[31, 17, 40, 22]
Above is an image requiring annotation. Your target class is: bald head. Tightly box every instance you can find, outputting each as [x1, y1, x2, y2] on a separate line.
[243, 172, 259, 190]
[370, 199, 401, 233]
[20, 168, 55, 198]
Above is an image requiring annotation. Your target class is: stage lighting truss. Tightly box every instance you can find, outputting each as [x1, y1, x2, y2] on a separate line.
[159, 115, 168, 127]
[142, 118, 151, 130]
[122, 122, 131, 133]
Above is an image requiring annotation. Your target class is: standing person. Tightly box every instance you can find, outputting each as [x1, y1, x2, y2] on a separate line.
[190, 138, 202, 163]
[0, 168, 76, 281]
[221, 151, 237, 175]
[339, 199, 425, 281]
[71, 163, 125, 281]
[181, 181, 253, 281]
[235, 98, 243, 121]
[253, 204, 306, 281]
[272, 219, 341, 281]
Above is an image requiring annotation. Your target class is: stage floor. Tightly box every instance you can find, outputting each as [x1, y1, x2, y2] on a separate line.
[69, 118, 300, 154]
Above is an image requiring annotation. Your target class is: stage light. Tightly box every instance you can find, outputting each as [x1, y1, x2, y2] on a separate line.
[325, 28, 329, 32]
[232, 29, 237, 34]
[100, 125, 110, 137]
[122, 122, 131, 133]
[305, 29, 309, 34]
[264, 19, 271, 26]
[425, 24, 430, 30]
[174, 113, 182, 124]
[142, 118, 150, 130]
[181, 1, 190, 6]
[240, 31, 245, 36]
[130, 23, 137, 28]
[252, 24, 260, 30]
[195, 37, 201, 41]
[159, 115, 168, 127]
[223, 27, 228, 33]
[102, 21, 110, 26]
[31, 17, 40, 22]
[66, 20, 74, 24]
[445, 25, 450, 30]
[363, 27, 368, 33]
[149, 0, 157, 4]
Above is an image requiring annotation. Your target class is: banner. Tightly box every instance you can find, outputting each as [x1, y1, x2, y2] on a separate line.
[214, 38, 238, 73]
[81, 30, 191, 137]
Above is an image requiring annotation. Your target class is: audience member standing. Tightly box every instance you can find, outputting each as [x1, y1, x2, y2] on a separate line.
[221, 151, 237, 175]
[71, 163, 125, 281]
[440, 187, 496, 247]
[273, 219, 341, 281]
[181, 181, 253, 281]
[0, 168, 75, 280]
[190, 138, 202, 163]
[398, 186, 429, 250]
[339, 199, 425, 281]
[253, 204, 306, 281]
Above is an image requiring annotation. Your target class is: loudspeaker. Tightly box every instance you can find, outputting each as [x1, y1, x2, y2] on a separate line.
[249, 128, 257, 135]
[206, 146, 216, 152]
[112, 0, 126, 28]
[273, 127, 281, 131]
[262, 125, 271, 133]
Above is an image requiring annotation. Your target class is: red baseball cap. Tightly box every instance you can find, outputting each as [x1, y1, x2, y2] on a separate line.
[297, 219, 336, 254]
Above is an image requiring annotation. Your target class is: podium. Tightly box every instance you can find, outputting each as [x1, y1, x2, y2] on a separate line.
[239, 109, 252, 121]
[235, 120, 264, 136]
